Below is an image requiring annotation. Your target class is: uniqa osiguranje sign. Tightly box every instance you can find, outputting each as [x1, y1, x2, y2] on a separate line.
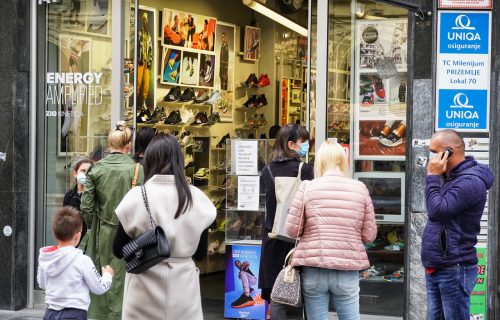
[436, 11, 491, 132]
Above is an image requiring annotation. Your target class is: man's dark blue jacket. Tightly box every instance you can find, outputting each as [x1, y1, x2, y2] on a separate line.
[422, 156, 493, 268]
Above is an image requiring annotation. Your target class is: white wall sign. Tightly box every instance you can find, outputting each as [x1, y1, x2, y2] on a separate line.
[234, 140, 258, 175]
[439, 0, 492, 9]
[436, 11, 491, 132]
[237, 176, 260, 211]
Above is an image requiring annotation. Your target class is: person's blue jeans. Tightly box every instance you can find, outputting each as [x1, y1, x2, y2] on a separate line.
[425, 264, 478, 320]
[302, 267, 359, 320]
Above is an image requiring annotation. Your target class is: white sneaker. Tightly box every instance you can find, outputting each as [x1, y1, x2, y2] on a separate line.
[88, 0, 107, 30]
[180, 108, 195, 124]
[208, 240, 219, 255]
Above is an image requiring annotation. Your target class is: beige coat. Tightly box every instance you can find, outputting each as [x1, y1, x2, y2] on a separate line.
[115, 175, 216, 320]
[286, 170, 377, 271]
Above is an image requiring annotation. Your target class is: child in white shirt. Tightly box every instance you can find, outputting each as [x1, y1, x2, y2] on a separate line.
[37, 206, 114, 320]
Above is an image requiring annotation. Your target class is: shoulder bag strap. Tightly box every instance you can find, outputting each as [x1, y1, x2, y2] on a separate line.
[131, 163, 140, 188]
[266, 164, 275, 181]
[141, 185, 156, 229]
[296, 162, 304, 179]
[284, 180, 310, 267]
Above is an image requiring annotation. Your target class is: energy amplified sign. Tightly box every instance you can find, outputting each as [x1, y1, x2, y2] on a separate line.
[436, 11, 491, 132]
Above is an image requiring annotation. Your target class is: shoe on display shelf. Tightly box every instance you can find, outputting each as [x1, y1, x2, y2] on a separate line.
[184, 136, 196, 148]
[219, 177, 231, 190]
[164, 86, 182, 102]
[205, 90, 221, 105]
[257, 94, 268, 108]
[204, 112, 221, 126]
[258, 114, 268, 127]
[207, 240, 219, 255]
[231, 293, 255, 309]
[383, 267, 404, 282]
[257, 74, 270, 88]
[217, 159, 226, 170]
[259, 133, 267, 139]
[247, 115, 259, 128]
[192, 112, 208, 125]
[248, 134, 256, 139]
[216, 133, 231, 149]
[179, 131, 191, 144]
[179, 87, 196, 102]
[228, 219, 242, 231]
[180, 108, 195, 124]
[194, 90, 209, 103]
[184, 154, 194, 169]
[164, 110, 182, 125]
[194, 168, 210, 180]
[217, 241, 227, 254]
[243, 95, 258, 109]
[136, 107, 152, 123]
[150, 107, 166, 123]
[360, 265, 385, 279]
[244, 73, 259, 87]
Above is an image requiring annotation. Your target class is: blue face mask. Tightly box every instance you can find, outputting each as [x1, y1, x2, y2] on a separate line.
[296, 141, 309, 157]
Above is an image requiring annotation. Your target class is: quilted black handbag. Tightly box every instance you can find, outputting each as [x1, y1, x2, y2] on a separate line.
[122, 185, 170, 274]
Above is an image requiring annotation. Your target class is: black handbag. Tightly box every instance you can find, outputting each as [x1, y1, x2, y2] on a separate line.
[122, 185, 170, 274]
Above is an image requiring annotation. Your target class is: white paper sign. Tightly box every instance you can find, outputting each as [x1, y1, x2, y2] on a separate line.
[237, 176, 260, 211]
[234, 140, 258, 175]
[439, 0, 492, 9]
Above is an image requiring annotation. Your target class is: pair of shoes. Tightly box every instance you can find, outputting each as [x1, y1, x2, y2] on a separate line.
[384, 267, 404, 282]
[360, 265, 385, 279]
[219, 177, 232, 190]
[247, 114, 267, 128]
[257, 74, 270, 87]
[164, 86, 181, 102]
[192, 112, 208, 125]
[194, 168, 209, 180]
[179, 131, 193, 146]
[202, 112, 220, 126]
[379, 122, 405, 147]
[244, 73, 258, 87]
[231, 293, 255, 309]
[216, 133, 231, 148]
[243, 94, 268, 108]
[207, 240, 219, 255]
[164, 110, 182, 124]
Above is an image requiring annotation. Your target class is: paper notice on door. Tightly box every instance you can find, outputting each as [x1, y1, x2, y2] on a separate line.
[237, 176, 260, 211]
[234, 140, 258, 175]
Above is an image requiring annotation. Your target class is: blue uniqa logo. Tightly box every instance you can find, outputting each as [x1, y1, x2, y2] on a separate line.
[438, 89, 487, 130]
[440, 12, 489, 54]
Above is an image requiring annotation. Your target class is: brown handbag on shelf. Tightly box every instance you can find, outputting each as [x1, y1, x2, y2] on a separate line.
[270, 180, 310, 307]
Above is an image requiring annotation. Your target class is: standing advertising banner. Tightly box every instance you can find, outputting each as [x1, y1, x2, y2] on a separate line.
[224, 244, 267, 319]
[470, 246, 487, 318]
[435, 11, 491, 132]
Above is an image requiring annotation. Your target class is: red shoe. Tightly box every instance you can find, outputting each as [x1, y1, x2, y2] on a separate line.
[258, 74, 270, 88]
[372, 77, 385, 100]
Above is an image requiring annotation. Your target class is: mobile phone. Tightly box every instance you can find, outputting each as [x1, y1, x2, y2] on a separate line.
[442, 147, 453, 159]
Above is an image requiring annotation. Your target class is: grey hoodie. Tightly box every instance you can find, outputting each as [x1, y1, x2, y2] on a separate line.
[37, 246, 112, 311]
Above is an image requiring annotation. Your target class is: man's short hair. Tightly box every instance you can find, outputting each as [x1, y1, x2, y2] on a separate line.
[52, 206, 83, 241]
[434, 129, 465, 150]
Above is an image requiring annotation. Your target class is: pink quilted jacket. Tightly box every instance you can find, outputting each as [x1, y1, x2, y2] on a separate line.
[286, 170, 377, 271]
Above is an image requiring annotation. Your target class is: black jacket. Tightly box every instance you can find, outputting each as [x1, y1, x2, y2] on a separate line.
[258, 158, 313, 301]
[63, 187, 87, 242]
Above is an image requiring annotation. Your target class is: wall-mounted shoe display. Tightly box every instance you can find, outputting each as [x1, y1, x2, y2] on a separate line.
[244, 73, 258, 87]
[164, 110, 182, 124]
[194, 168, 210, 180]
[204, 112, 221, 126]
[257, 74, 270, 87]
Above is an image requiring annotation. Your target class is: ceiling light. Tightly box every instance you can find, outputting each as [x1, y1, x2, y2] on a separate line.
[243, 0, 308, 37]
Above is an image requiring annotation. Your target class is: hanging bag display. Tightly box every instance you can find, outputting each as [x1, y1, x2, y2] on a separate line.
[122, 185, 170, 274]
[267, 162, 304, 243]
[271, 180, 310, 307]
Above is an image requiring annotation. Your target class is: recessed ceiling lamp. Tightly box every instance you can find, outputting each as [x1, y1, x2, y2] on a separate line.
[242, 0, 308, 37]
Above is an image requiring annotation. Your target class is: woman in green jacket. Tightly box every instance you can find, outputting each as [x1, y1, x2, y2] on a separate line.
[80, 121, 144, 320]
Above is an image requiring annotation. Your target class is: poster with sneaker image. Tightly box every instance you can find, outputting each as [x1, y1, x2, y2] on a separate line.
[199, 54, 216, 87]
[85, 0, 110, 35]
[161, 47, 182, 84]
[163, 9, 216, 52]
[224, 244, 267, 320]
[357, 74, 407, 119]
[179, 51, 199, 85]
[356, 120, 406, 160]
[357, 20, 408, 73]
[214, 22, 236, 122]
[54, 0, 86, 32]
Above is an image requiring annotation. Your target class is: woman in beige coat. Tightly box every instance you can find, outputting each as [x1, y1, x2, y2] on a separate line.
[113, 134, 216, 320]
[286, 141, 377, 320]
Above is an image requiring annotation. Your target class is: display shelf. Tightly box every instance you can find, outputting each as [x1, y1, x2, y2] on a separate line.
[157, 101, 213, 109]
[359, 276, 403, 284]
[328, 98, 350, 102]
[211, 147, 227, 151]
[234, 106, 269, 111]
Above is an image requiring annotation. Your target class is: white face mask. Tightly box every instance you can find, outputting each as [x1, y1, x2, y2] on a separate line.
[76, 173, 87, 185]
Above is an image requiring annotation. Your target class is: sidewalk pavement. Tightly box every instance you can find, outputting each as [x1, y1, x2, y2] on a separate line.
[0, 308, 403, 320]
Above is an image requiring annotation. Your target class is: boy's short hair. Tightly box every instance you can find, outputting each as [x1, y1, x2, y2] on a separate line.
[52, 206, 83, 241]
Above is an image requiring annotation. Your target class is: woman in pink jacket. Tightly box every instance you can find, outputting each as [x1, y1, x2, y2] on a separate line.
[286, 141, 377, 320]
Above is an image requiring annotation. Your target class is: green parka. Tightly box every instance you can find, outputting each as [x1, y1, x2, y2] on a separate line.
[80, 153, 144, 320]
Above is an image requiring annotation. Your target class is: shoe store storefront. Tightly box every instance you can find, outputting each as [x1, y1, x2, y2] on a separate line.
[27, 0, 498, 319]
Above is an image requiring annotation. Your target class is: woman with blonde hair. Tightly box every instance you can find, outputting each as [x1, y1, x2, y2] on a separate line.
[286, 141, 377, 320]
[81, 121, 144, 319]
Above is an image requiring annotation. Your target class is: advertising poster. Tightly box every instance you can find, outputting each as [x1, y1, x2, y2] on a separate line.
[244, 26, 261, 61]
[356, 120, 406, 160]
[435, 11, 491, 132]
[215, 22, 236, 121]
[179, 51, 199, 85]
[224, 244, 267, 319]
[199, 54, 216, 87]
[163, 9, 216, 52]
[57, 35, 91, 155]
[470, 246, 487, 319]
[86, 0, 110, 35]
[162, 47, 182, 84]
[136, 7, 156, 110]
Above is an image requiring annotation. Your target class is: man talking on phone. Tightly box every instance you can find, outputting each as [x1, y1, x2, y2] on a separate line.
[422, 129, 493, 319]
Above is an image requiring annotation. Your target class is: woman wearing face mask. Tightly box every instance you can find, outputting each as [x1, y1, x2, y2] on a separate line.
[258, 124, 314, 319]
[80, 121, 144, 320]
[63, 158, 92, 244]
